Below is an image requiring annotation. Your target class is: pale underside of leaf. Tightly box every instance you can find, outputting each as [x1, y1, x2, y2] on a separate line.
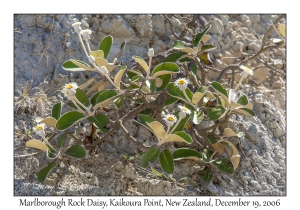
[90, 50, 104, 58]
[233, 109, 254, 118]
[201, 35, 211, 44]
[86, 80, 107, 95]
[79, 78, 95, 90]
[231, 101, 253, 110]
[174, 156, 202, 161]
[223, 128, 243, 138]
[278, 24, 286, 38]
[155, 77, 163, 87]
[26, 140, 48, 152]
[162, 133, 189, 144]
[133, 56, 149, 75]
[70, 60, 94, 71]
[93, 97, 115, 110]
[192, 92, 205, 105]
[107, 64, 119, 72]
[174, 47, 193, 54]
[212, 142, 226, 155]
[152, 70, 177, 77]
[146, 121, 166, 140]
[231, 155, 241, 170]
[114, 67, 126, 88]
[40, 117, 57, 127]
[94, 57, 108, 68]
[206, 91, 215, 99]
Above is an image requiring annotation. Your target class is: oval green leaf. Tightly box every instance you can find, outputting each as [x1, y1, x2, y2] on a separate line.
[99, 35, 113, 59]
[51, 102, 62, 121]
[152, 62, 179, 77]
[75, 88, 90, 107]
[58, 133, 67, 149]
[38, 162, 56, 183]
[65, 145, 86, 158]
[193, 24, 211, 48]
[56, 111, 85, 131]
[207, 106, 226, 121]
[95, 90, 118, 105]
[87, 114, 110, 133]
[213, 158, 234, 174]
[159, 149, 174, 174]
[62, 60, 93, 72]
[141, 147, 160, 168]
[164, 52, 189, 62]
[173, 148, 202, 161]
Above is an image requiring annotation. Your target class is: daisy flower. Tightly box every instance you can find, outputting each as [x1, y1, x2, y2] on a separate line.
[163, 114, 177, 127]
[72, 22, 82, 33]
[80, 29, 92, 41]
[178, 105, 191, 118]
[174, 78, 189, 91]
[62, 82, 78, 100]
[33, 123, 46, 138]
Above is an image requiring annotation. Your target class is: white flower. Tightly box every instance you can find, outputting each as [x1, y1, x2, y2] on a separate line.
[100, 66, 109, 75]
[148, 48, 154, 57]
[62, 82, 78, 100]
[72, 22, 82, 33]
[80, 29, 92, 41]
[163, 114, 177, 127]
[240, 65, 253, 78]
[174, 78, 189, 91]
[178, 105, 191, 118]
[33, 123, 46, 138]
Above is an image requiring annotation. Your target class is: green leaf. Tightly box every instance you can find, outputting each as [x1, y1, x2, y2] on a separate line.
[75, 88, 90, 107]
[199, 52, 213, 65]
[170, 112, 191, 133]
[56, 111, 85, 131]
[152, 62, 180, 77]
[198, 167, 214, 184]
[95, 90, 118, 105]
[45, 144, 55, 153]
[211, 82, 228, 98]
[189, 64, 198, 76]
[126, 69, 144, 82]
[159, 149, 174, 174]
[128, 84, 140, 90]
[173, 148, 202, 161]
[87, 114, 110, 133]
[202, 149, 214, 162]
[58, 133, 67, 149]
[172, 41, 187, 48]
[165, 97, 178, 106]
[120, 40, 126, 49]
[237, 95, 248, 105]
[197, 86, 209, 93]
[164, 52, 190, 62]
[65, 145, 86, 158]
[62, 60, 93, 72]
[193, 24, 212, 47]
[90, 90, 106, 106]
[207, 135, 219, 144]
[172, 131, 193, 143]
[99, 35, 113, 59]
[38, 162, 56, 183]
[191, 110, 204, 125]
[141, 147, 160, 168]
[114, 95, 125, 109]
[221, 142, 233, 156]
[51, 102, 62, 121]
[47, 151, 58, 159]
[201, 44, 217, 52]
[166, 83, 193, 106]
[207, 106, 227, 121]
[236, 108, 255, 116]
[149, 79, 156, 92]
[156, 74, 171, 91]
[135, 114, 156, 131]
[213, 158, 234, 174]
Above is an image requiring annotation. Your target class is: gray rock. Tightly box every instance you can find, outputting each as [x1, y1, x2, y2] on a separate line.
[209, 18, 224, 35]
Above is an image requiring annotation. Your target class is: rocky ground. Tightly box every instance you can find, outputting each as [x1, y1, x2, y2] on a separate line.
[14, 14, 286, 196]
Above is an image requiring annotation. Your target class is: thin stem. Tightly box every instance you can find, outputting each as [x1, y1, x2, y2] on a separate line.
[85, 39, 92, 54]
[234, 77, 244, 92]
[71, 99, 86, 114]
[183, 90, 197, 110]
[77, 33, 89, 58]
[169, 117, 182, 134]
[148, 56, 152, 79]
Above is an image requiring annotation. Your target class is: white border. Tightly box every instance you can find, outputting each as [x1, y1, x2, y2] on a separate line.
[6, 0, 296, 209]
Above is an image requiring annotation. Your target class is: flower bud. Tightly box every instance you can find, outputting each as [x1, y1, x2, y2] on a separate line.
[72, 22, 82, 34]
[148, 48, 154, 57]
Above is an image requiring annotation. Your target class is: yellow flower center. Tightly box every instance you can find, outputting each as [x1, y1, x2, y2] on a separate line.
[177, 79, 185, 85]
[167, 116, 175, 122]
[36, 125, 43, 130]
[66, 84, 73, 89]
